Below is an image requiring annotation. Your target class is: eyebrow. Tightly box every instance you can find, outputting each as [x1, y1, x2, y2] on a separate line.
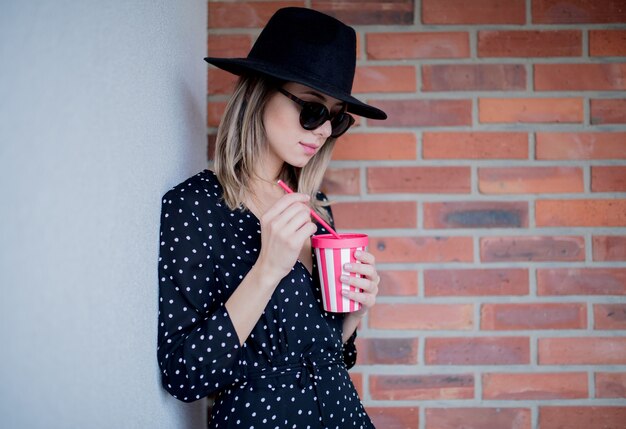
[300, 90, 344, 109]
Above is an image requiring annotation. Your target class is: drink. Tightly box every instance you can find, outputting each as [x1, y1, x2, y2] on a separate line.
[311, 233, 368, 313]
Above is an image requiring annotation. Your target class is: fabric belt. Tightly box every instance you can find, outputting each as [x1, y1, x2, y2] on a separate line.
[245, 352, 344, 427]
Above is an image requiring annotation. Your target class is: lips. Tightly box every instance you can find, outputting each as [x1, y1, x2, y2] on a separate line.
[299, 142, 319, 155]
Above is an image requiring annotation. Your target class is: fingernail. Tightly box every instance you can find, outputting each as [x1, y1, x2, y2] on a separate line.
[344, 263, 352, 270]
[354, 250, 361, 257]
[340, 275, 349, 282]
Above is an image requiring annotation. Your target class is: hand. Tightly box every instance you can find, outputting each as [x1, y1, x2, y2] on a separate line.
[255, 192, 318, 283]
[339, 249, 380, 318]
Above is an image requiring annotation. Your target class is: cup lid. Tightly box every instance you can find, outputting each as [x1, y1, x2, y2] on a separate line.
[311, 233, 368, 249]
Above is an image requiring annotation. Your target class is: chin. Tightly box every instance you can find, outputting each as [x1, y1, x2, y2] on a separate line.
[285, 155, 314, 168]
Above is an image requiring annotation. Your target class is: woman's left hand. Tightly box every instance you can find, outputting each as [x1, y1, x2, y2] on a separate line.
[339, 249, 380, 318]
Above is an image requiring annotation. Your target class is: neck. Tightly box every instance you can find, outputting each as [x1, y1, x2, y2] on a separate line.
[254, 146, 285, 185]
[250, 158, 283, 192]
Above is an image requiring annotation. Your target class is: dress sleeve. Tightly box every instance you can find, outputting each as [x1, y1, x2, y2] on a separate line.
[317, 190, 359, 370]
[157, 191, 243, 402]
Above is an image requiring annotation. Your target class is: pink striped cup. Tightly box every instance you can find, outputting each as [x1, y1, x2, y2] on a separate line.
[311, 233, 369, 313]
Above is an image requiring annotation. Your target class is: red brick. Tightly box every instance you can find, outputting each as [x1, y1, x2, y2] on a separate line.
[332, 201, 416, 229]
[367, 407, 419, 429]
[593, 236, 626, 261]
[481, 303, 587, 330]
[591, 99, 626, 124]
[425, 337, 530, 365]
[483, 373, 588, 400]
[536, 199, 626, 227]
[592, 166, 626, 192]
[532, 0, 626, 23]
[207, 34, 252, 57]
[207, 101, 227, 127]
[422, 132, 528, 159]
[207, 134, 216, 161]
[594, 304, 626, 330]
[481, 236, 585, 263]
[350, 372, 364, 398]
[594, 167, 626, 191]
[333, 133, 416, 161]
[368, 166, 471, 194]
[378, 270, 418, 296]
[539, 338, 626, 365]
[540, 407, 626, 429]
[353, 66, 416, 94]
[535, 64, 626, 91]
[370, 236, 473, 263]
[538, 268, 626, 296]
[478, 30, 582, 57]
[478, 167, 583, 194]
[595, 372, 626, 398]
[422, 0, 525, 24]
[208, 69, 238, 95]
[422, 64, 525, 91]
[536, 132, 626, 159]
[370, 374, 474, 400]
[208, 1, 304, 28]
[479, 98, 583, 123]
[425, 408, 531, 429]
[355, 338, 419, 365]
[424, 269, 529, 297]
[590, 30, 626, 56]
[366, 32, 470, 60]
[321, 168, 360, 196]
[371, 99, 472, 127]
[312, 0, 414, 25]
[423, 201, 528, 229]
[370, 304, 473, 330]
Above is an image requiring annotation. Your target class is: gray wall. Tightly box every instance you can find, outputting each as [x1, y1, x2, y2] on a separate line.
[0, 1, 208, 427]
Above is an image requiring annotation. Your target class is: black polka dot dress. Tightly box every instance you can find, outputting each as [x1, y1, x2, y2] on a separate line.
[157, 170, 375, 429]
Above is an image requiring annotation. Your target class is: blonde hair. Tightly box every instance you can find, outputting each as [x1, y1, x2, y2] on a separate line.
[214, 75, 336, 223]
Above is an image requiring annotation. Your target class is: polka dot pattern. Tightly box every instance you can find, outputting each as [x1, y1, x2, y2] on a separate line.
[157, 170, 373, 428]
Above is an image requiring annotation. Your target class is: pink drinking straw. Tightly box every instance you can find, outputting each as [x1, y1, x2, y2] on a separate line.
[277, 180, 341, 239]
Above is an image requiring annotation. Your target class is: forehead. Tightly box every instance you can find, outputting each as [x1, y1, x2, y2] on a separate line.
[283, 82, 344, 108]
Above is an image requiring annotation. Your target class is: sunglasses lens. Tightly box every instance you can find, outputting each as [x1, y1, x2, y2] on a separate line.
[294, 97, 355, 137]
[329, 113, 355, 138]
[300, 103, 328, 130]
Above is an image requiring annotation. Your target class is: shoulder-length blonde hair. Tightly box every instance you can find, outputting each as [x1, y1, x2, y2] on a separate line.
[214, 74, 336, 223]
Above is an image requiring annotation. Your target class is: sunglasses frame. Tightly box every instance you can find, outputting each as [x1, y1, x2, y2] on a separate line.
[277, 87, 355, 138]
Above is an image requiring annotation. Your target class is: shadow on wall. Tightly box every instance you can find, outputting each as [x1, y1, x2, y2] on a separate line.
[180, 76, 210, 170]
[153, 78, 210, 425]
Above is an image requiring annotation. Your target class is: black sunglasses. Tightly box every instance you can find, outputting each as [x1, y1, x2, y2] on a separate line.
[277, 88, 355, 138]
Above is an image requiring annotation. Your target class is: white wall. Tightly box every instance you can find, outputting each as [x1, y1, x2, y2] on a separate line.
[0, 1, 208, 427]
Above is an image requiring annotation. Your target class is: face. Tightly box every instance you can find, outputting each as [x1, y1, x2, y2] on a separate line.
[261, 82, 345, 175]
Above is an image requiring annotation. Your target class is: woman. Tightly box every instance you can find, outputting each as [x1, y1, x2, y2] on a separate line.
[157, 7, 387, 428]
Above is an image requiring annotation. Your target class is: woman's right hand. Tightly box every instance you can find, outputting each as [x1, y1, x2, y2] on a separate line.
[255, 192, 318, 283]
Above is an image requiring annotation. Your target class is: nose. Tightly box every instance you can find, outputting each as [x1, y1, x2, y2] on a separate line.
[313, 119, 332, 138]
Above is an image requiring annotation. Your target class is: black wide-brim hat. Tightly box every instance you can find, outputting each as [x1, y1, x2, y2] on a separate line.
[204, 7, 387, 120]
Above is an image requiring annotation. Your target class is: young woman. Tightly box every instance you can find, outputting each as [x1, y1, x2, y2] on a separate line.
[157, 7, 387, 428]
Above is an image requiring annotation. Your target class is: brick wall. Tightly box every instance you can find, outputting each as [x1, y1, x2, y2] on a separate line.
[207, 1, 626, 428]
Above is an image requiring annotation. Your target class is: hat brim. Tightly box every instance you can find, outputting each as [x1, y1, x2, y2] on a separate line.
[205, 57, 387, 120]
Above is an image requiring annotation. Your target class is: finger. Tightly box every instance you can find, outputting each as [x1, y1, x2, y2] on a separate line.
[264, 202, 309, 234]
[341, 288, 376, 308]
[343, 261, 377, 279]
[262, 193, 310, 222]
[281, 205, 315, 233]
[354, 249, 376, 265]
[339, 274, 373, 292]
[292, 221, 318, 244]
